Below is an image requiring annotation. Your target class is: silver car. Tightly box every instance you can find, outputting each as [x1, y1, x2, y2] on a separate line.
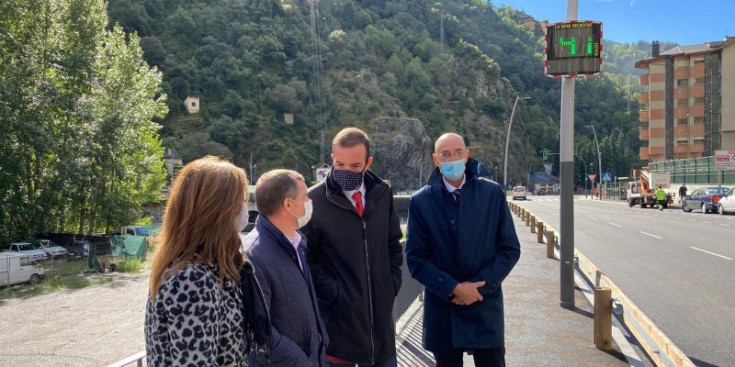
[512, 186, 528, 200]
[717, 187, 735, 215]
[33, 239, 68, 258]
[6, 242, 49, 261]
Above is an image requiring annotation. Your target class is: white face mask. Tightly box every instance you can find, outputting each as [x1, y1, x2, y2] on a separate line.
[288, 199, 313, 228]
[236, 204, 249, 232]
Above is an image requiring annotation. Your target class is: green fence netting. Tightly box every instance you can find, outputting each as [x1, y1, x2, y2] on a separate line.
[110, 235, 148, 260]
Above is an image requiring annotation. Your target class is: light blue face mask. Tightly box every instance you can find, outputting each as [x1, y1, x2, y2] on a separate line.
[440, 159, 466, 181]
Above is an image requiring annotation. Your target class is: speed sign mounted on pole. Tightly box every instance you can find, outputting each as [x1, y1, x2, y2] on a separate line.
[545, 21, 603, 77]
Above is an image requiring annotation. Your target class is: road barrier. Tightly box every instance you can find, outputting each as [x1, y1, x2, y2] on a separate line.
[511, 203, 696, 367]
[536, 221, 544, 243]
[594, 287, 613, 350]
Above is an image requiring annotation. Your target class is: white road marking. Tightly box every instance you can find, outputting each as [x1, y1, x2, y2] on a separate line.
[639, 231, 662, 239]
[590, 217, 599, 221]
[721, 224, 731, 227]
[608, 222, 623, 228]
[687, 219, 696, 222]
[690, 247, 733, 261]
[702, 221, 712, 224]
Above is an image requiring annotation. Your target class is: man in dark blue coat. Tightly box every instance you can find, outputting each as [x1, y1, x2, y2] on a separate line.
[405, 133, 521, 367]
[243, 169, 328, 367]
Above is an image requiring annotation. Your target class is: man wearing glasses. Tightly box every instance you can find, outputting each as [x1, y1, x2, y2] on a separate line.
[405, 133, 521, 367]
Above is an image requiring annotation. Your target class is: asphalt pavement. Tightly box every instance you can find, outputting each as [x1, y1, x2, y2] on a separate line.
[513, 195, 735, 367]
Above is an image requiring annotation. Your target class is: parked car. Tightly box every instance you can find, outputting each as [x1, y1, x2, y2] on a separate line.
[716, 187, 735, 215]
[121, 226, 149, 237]
[681, 186, 730, 213]
[32, 239, 67, 258]
[535, 188, 547, 195]
[0, 252, 45, 286]
[512, 186, 528, 200]
[6, 242, 49, 261]
[67, 240, 90, 259]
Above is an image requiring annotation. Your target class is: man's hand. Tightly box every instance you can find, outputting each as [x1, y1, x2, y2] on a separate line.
[450, 281, 485, 306]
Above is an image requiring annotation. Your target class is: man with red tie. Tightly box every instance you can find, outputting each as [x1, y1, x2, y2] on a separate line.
[302, 127, 403, 367]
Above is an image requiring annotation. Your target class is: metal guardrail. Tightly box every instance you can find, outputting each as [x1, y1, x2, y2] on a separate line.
[106, 351, 145, 367]
[507, 201, 695, 367]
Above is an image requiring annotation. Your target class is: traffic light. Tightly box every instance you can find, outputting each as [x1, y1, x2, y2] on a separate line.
[584, 176, 588, 182]
[543, 150, 548, 161]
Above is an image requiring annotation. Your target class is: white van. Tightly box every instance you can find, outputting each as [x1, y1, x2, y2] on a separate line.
[0, 252, 45, 286]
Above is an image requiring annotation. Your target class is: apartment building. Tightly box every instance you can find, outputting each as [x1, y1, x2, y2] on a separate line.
[635, 37, 735, 163]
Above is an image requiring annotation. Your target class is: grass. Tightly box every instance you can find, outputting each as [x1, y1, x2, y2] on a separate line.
[0, 234, 158, 300]
[0, 263, 113, 299]
[116, 257, 143, 273]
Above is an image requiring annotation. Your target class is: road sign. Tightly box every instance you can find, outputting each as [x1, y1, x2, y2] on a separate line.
[587, 174, 596, 183]
[715, 150, 735, 170]
[602, 172, 612, 182]
[544, 21, 603, 77]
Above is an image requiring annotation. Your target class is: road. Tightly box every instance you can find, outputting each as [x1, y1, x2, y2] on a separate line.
[515, 195, 735, 367]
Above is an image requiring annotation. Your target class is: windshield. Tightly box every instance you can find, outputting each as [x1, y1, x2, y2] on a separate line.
[135, 228, 149, 236]
[709, 187, 729, 195]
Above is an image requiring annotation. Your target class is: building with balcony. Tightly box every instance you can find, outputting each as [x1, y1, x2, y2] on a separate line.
[635, 38, 735, 163]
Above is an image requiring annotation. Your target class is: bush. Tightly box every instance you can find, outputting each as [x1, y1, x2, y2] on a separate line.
[116, 257, 143, 273]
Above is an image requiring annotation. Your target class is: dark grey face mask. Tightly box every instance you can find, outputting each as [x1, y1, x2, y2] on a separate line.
[332, 167, 365, 191]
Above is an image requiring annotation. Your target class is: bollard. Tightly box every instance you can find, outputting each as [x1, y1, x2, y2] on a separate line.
[522, 209, 527, 221]
[537, 221, 544, 243]
[530, 216, 536, 233]
[546, 230, 555, 259]
[594, 287, 613, 350]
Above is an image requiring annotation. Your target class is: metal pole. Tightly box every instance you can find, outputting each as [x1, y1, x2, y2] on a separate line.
[559, 0, 578, 309]
[590, 125, 603, 200]
[504, 96, 528, 191]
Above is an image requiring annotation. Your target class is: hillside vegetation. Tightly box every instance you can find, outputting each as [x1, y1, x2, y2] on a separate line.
[109, 0, 658, 189]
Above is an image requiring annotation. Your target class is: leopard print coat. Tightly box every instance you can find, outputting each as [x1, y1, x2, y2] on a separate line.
[145, 263, 246, 366]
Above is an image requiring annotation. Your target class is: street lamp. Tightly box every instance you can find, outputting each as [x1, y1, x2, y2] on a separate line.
[586, 125, 602, 200]
[504, 96, 530, 191]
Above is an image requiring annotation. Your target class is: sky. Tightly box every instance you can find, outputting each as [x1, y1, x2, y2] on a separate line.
[494, 0, 734, 45]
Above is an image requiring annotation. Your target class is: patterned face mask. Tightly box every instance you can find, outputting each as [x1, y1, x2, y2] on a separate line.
[332, 167, 365, 191]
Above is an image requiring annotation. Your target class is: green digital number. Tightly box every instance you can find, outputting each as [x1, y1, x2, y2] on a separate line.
[559, 36, 576, 56]
[587, 36, 593, 55]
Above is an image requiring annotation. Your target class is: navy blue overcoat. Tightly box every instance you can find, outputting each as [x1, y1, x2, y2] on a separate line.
[405, 159, 521, 353]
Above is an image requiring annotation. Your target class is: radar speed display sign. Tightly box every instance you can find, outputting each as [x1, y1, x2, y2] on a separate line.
[545, 21, 602, 77]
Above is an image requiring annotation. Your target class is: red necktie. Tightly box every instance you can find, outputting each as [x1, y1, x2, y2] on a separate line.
[352, 191, 364, 217]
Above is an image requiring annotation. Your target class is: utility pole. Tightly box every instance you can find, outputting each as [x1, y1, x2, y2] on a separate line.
[440, 9, 445, 52]
[559, 0, 578, 309]
[588, 125, 603, 200]
[504, 96, 530, 191]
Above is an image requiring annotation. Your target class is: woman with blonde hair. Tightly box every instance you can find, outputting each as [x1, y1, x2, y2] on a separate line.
[145, 156, 267, 366]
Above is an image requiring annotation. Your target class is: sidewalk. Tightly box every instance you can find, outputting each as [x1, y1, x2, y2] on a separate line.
[395, 214, 633, 366]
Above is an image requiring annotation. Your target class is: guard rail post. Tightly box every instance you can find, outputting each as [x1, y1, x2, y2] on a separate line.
[545, 229, 555, 259]
[536, 221, 544, 243]
[594, 287, 613, 350]
[530, 215, 536, 233]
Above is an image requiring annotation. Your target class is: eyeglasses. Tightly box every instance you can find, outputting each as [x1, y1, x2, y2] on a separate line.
[437, 149, 466, 162]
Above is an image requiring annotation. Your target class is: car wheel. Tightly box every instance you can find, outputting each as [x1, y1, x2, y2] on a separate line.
[628, 200, 635, 207]
[719, 204, 726, 215]
[682, 203, 692, 212]
[30, 274, 41, 285]
[701, 203, 708, 214]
